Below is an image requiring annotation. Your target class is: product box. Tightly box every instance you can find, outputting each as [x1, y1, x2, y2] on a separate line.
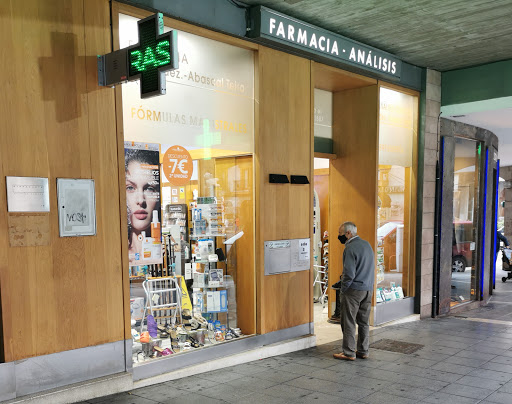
[206, 291, 219, 312]
[130, 297, 145, 320]
[205, 290, 228, 313]
[208, 269, 223, 287]
[142, 237, 161, 261]
[198, 239, 214, 260]
[219, 289, 228, 312]
[193, 292, 205, 312]
[383, 289, 395, 302]
[376, 288, 384, 303]
[193, 272, 206, 288]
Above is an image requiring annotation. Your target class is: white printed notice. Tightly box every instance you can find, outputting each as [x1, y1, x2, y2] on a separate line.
[57, 179, 96, 237]
[299, 238, 310, 261]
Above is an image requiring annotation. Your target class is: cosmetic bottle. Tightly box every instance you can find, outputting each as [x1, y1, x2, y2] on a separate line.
[151, 210, 161, 241]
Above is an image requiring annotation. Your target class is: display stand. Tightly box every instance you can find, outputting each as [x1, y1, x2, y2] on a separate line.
[190, 232, 232, 335]
[313, 265, 328, 307]
[141, 277, 182, 333]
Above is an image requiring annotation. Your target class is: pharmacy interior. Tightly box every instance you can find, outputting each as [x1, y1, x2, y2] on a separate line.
[312, 64, 419, 326]
[117, 11, 256, 365]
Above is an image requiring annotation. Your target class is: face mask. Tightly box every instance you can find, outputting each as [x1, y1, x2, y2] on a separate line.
[338, 234, 347, 244]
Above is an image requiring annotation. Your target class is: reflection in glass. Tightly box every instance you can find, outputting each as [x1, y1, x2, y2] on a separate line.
[377, 165, 410, 298]
[451, 137, 480, 306]
[376, 87, 416, 303]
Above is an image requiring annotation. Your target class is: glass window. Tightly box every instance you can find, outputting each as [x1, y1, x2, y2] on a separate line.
[451, 137, 480, 306]
[376, 87, 417, 304]
[119, 14, 255, 365]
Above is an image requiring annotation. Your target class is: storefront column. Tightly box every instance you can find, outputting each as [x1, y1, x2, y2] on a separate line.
[420, 69, 441, 318]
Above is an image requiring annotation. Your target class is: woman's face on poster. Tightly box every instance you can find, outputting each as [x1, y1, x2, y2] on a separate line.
[126, 160, 159, 232]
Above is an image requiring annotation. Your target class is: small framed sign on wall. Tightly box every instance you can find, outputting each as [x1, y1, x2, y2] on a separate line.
[57, 178, 97, 237]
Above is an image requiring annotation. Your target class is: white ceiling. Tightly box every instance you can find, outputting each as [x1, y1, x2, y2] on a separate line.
[443, 107, 512, 167]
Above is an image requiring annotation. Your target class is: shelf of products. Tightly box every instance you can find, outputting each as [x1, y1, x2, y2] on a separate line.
[129, 197, 246, 363]
[376, 283, 405, 303]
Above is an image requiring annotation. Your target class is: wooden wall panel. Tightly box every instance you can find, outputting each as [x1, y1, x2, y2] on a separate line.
[328, 86, 379, 316]
[256, 46, 312, 334]
[0, 0, 123, 362]
[314, 171, 329, 238]
[233, 156, 256, 335]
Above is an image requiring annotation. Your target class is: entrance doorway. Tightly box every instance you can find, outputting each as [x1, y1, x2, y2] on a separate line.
[313, 157, 339, 343]
[311, 62, 379, 344]
[311, 62, 419, 343]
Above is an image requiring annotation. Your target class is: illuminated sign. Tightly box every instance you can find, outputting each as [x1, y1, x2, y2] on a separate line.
[248, 6, 402, 79]
[97, 13, 178, 99]
[127, 13, 178, 98]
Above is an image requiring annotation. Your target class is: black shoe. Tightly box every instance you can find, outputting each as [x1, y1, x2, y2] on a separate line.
[332, 281, 341, 290]
[327, 316, 340, 324]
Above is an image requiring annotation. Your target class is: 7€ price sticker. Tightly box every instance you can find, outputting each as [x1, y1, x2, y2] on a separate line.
[162, 145, 193, 186]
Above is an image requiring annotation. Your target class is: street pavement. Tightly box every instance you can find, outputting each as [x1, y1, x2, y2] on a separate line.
[81, 263, 512, 404]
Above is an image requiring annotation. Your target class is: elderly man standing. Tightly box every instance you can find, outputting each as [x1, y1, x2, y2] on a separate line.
[333, 222, 375, 361]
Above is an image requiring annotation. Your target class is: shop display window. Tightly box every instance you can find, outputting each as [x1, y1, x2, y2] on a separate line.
[451, 137, 480, 306]
[376, 87, 417, 304]
[119, 14, 255, 364]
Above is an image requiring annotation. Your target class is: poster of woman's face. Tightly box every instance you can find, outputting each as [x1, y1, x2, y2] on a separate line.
[124, 142, 162, 265]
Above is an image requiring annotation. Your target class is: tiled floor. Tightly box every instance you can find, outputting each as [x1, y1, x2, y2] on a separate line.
[81, 264, 512, 404]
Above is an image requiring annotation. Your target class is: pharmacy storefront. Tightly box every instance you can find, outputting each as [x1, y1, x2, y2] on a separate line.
[115, 2, 422, 377]
[0, 1, 426, 401]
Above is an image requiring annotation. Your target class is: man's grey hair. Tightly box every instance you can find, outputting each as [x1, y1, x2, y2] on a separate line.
[341, 222, 357, 235]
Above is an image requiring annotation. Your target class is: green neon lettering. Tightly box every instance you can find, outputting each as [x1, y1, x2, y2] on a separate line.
[130, 50, 143, 72]
[155, 40, 171, 66]
[142, 47, 157, 70]
[130, 40, 171, 73]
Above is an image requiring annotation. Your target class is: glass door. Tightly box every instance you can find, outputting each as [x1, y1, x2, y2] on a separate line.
[451, 137, 481, 306]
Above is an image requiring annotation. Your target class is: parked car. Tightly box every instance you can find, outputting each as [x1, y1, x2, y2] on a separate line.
[452, 221, 473, 272]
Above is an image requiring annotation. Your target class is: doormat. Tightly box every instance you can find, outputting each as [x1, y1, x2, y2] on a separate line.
[370, 339, 424, 354]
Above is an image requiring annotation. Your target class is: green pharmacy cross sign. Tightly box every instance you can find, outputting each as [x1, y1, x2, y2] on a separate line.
[127, 13, 178, 98]
[97, 13, 178, 99]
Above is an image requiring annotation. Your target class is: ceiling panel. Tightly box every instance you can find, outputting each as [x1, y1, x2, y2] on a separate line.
[243, 0, 512, 71]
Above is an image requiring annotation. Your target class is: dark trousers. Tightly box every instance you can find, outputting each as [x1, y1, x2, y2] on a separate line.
[340, 288, 372, 357]
[333, 289, 341, 317]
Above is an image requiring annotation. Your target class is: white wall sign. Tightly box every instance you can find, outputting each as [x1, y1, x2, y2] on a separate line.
[57, 179, 97, 237]
[264, 238, 311, 275]
[314, 89, 333, 140]
[6, 176, 50, 213]
[249, 7, 402, 78]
